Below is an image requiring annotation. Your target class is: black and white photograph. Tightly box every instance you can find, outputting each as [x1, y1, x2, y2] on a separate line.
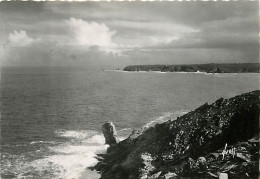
[0, 1, 259, 179]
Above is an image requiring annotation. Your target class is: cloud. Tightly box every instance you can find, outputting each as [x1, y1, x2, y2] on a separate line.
[7, 30, 37, 47]
[143, 15, 258, 63]
[65, 18, 117, 47]
[1, 2, 258, 67]
[108, 20, 197, 48]
[153, 15, 258, 63]
[121, 47, 253, 65]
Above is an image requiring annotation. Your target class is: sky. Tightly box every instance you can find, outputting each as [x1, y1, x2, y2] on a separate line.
[0, 1, 259, 68]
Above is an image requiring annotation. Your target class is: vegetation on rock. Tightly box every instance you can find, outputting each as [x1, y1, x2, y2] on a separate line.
[123, 63, 259, 73]
[94, 91, 259, 179]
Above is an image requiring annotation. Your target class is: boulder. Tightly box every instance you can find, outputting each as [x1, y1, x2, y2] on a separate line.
[197, 157, 207, 170]
[102, 122, 119, 146]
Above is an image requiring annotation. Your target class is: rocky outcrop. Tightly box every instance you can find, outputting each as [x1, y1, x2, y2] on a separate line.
[123, 63, 260, 73]
[94, 91, 259, 179]
[102, 122, 119, 146]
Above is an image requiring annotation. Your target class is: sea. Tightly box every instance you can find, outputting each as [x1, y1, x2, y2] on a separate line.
[0, 66, 259, 179]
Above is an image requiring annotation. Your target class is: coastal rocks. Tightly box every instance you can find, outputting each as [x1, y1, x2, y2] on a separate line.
[149, 171, 162, 178]
[102, 122, 119, 146]
[182, 135, 260, 178]
[128, 129, 144, 140]
[95, 91, 259, 179]
[182, 157, 208, 176]
[162, 172, 177, 179]
[139, 153, 156, 179]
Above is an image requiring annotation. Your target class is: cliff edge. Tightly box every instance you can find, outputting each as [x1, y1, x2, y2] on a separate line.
[94, 91, 259, 179]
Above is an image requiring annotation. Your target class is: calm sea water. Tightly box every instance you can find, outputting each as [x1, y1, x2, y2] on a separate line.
[0, 67, 259, 179]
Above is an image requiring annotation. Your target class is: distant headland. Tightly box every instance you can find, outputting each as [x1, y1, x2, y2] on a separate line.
[123, 63, 259, 73]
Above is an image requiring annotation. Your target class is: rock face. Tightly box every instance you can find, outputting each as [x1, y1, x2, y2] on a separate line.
[94, 91, 259, 179]
[102, 122, 119, 146]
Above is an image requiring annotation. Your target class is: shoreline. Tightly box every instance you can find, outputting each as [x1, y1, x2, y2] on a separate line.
[94, 90, 259, 179]
[104, 69, 259, 75]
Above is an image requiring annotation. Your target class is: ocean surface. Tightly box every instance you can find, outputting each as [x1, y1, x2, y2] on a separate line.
[0, 67, 259, 179]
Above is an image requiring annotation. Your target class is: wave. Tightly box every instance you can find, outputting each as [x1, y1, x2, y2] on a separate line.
[45, 143, 108, 178]
[143, 110, 189, 129]
[2, 112, 188, 179]
[30, 141, 56, 145]
[54, 129, 98, 140]
[83, 134, 106, 145]
[46, 130, 107, 179]
[118, 128, 132, 132]
[1, 130, 108, 179]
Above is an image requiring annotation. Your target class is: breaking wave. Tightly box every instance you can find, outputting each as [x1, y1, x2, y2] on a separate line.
[1, 130, 108, 179]
[1, 111, 189, 179]
[143, 110, 189, 129]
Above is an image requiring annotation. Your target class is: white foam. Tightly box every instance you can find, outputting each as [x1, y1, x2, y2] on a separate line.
[118, 128, 132, 132]
[5, 130, 109, 179]
[118, 136, 127, 141]
[152, 71, 167, 73]
[30, 141, 56, 145]
[143, 112, 172, 128]
[30, 141, 44, 144]
[9, 152, 93, 179]
[55, 129, 98, 140]
[84, 134, 105, 144]
[143, 110, 189, 129]
[45, 130, 108, 178]
[44, 143, 108, 179]
[49, 143, 108, 155]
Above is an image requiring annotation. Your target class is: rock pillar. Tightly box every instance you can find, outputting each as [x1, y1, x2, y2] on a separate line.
[102, 122, 119, 146]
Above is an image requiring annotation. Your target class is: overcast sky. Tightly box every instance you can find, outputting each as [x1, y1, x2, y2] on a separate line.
[0, 1, 258, 68]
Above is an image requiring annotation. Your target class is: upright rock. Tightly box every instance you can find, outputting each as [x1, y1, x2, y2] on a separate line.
[102, 122, 119, 146]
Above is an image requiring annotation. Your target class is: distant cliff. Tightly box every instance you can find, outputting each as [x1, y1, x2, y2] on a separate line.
[123, 63, 259, 73]
[94, 91, 259, 179]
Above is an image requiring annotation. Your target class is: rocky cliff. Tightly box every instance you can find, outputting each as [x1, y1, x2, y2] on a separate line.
[123, 63, 260, 73]
[94, 91, 259, 179]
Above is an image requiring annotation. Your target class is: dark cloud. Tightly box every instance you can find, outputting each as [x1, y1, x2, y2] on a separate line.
[0, 1, 45, 14]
